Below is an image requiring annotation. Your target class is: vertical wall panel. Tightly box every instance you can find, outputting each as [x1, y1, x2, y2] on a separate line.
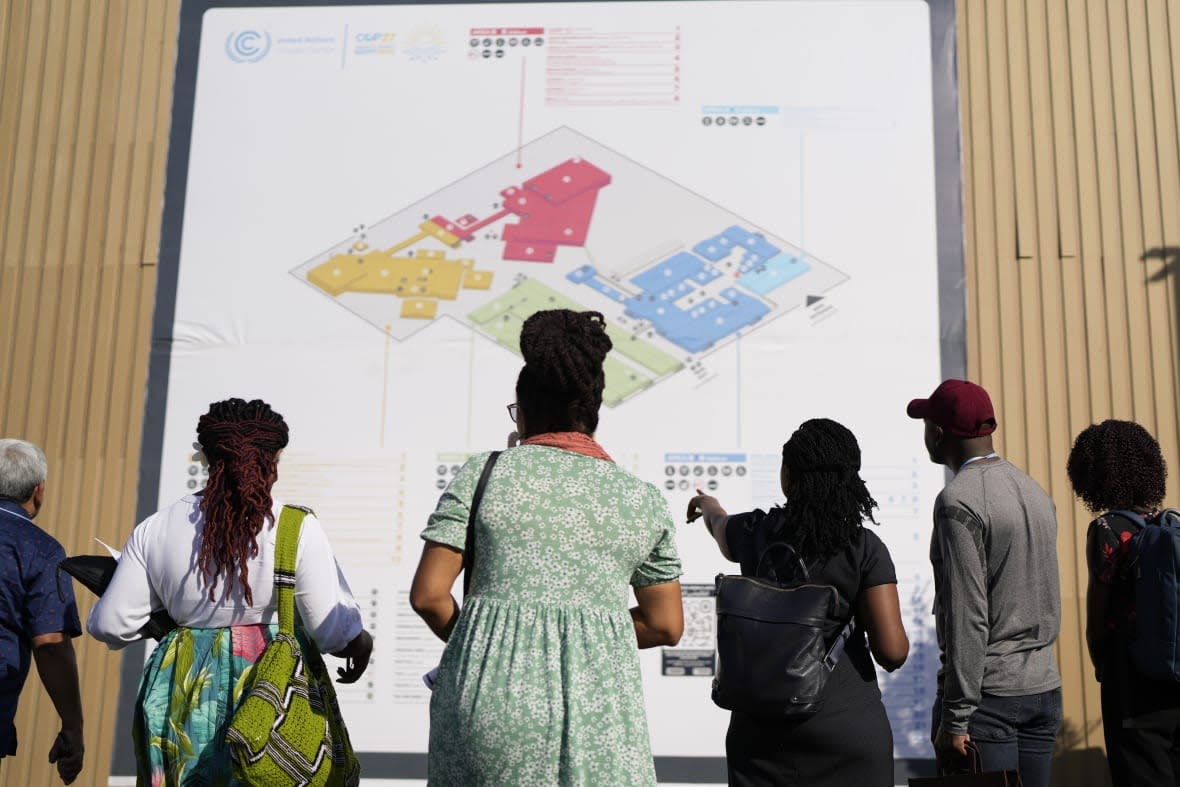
[1047, 4, 1101, 748]
[0, 0, 173, 784]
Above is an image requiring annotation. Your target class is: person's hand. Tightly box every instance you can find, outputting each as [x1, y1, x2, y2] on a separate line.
[686, 489, 719, 523]
[48, 728, 84, 784]
[335, 630, 373, 684]
[933, 724, 971, 773]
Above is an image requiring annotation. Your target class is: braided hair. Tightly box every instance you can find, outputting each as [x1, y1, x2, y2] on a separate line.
[1067, 419, 1167, 513]
[515, 310, 613, 435]
[776, 418, 878, 563]
[195, 398, 289, 605]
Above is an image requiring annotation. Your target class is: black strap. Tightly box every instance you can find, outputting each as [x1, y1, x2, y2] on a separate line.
[463, 451, 501, 598]
[755, 541, 810, 583]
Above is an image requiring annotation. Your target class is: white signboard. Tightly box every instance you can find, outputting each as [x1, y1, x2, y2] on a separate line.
[123, 1, 963, 780]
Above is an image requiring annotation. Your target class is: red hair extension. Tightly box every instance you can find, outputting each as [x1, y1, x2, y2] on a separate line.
[195, 399, 289, 605]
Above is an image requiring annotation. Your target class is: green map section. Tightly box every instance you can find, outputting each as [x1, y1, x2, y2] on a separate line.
[469, 279, 684, 406]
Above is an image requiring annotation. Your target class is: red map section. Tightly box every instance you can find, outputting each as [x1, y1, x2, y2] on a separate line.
[426, 157, 611, 262]
[499, 158, 611, 262]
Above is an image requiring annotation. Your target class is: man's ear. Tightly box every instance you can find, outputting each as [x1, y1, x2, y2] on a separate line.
[32, 481, 46, 508]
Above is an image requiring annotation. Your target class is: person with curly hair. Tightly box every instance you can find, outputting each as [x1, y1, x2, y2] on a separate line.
[1068, 419, 1180, 786]
[411, 309, 684, 786]
[88, 398, 372, 785]
[908, 379, 1061, 787]
[688, 418, 909, 786]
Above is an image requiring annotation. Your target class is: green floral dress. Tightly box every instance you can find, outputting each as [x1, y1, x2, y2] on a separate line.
[133, 623, 313, 786]
[422, 446, 682, 786]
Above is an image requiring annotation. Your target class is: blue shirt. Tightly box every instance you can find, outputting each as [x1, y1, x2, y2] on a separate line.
[0, 499, 81, 756]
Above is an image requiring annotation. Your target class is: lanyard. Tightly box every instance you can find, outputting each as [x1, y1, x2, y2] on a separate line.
[958, 452, 999, 473]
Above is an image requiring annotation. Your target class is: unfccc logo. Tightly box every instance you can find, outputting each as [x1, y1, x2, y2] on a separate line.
[225, 30, 271, 63]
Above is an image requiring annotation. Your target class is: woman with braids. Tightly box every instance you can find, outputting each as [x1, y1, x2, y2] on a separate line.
[688, 418, 908, 786]
[88, 398, 372, 784]
[411, 309, 684, 786]
[1068, 419, 1180, 786]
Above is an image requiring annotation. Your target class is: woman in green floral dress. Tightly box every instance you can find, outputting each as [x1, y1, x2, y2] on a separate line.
[411, 310, 685, 786]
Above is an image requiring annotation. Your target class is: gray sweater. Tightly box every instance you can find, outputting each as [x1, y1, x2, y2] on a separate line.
[930, 458, 1062, 735]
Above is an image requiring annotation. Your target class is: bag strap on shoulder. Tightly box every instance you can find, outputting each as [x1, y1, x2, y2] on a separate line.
[274, 505, 310, 636]
[1108, 509, 1148, 530]
[1111, 508, 1180, 528]
[463, 451, 501, 599]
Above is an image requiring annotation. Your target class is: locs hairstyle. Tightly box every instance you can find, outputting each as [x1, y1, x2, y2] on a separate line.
[777, 418, 879, 563]
[515, 310, 613, 435]
[1067, 419, 1167, 513]
[196, 398, 289, 605]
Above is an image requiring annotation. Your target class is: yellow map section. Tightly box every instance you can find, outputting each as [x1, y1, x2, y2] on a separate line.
[307, 228, 492, 316]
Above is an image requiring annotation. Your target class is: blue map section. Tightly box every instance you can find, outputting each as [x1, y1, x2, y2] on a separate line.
[693, 226, 779, 272]
[567, 225, 804, 354]
[568, 264, 628, 302]
[629, 252, 722, 293]
[739, 251, 811, 295]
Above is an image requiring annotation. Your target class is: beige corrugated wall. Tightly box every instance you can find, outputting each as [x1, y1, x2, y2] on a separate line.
[0, 0, 177, 784]
[959, 0, 1180, 784]
[0, 1, 1175, 785]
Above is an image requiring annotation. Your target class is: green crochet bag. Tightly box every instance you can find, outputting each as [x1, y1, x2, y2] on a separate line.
[226, 505, 361, 786]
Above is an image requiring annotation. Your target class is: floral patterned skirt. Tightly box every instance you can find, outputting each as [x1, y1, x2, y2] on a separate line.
[133, 623, 299, 786]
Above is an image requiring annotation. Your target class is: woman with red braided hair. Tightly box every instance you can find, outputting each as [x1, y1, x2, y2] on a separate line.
[89, 398, 372, 785]
[412, 309, 685, 786]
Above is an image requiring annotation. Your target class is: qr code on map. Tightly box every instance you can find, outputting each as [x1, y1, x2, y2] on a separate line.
[678, 595, 716, 650]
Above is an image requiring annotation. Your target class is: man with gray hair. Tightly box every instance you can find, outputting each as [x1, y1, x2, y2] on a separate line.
[0, 439, 83, 784]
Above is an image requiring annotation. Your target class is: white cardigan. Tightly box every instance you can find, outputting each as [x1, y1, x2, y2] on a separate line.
[88, 495, 362, 655]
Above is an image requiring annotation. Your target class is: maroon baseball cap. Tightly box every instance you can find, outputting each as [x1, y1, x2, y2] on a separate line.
[906, 379, 997, 438]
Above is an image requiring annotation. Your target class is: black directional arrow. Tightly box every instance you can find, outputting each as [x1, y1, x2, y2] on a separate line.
[806, 295, 824, 307]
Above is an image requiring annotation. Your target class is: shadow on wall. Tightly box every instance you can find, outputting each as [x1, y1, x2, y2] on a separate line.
[1051, 717, 1111, 787]
[1144, 246, 1180, 385]
[1143, 246, 1180, 304]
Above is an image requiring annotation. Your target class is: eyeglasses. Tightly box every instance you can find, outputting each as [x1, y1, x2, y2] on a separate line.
[507, 403, 519, 423]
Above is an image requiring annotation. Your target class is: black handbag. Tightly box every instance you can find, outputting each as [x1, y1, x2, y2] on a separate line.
[909, 742, 1023, 786]
[712, 542, 854, 717]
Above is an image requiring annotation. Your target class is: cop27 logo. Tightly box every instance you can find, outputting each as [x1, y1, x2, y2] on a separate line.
[225, 30, 271, 63]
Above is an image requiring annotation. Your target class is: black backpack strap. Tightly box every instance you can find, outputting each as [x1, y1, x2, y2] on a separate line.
[755, 541, 810, 583]
[1108, 509, 1148, 530]
[1159, 508, 1180, 525]
[463, 451, 501, 599]
[823, 619, 857, 671]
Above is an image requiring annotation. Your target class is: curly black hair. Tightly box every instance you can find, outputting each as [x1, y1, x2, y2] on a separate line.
[515, 309, 613, 435]
[775, 418, 879, 563]
[1067, 419, 1167, 513]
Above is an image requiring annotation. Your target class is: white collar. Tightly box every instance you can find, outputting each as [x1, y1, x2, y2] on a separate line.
[958, 452, 999, 473]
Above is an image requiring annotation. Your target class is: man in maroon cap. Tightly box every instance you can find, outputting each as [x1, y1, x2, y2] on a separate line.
[908, 380, 1061, 787]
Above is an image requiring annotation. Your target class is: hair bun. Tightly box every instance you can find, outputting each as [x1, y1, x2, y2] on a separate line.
[519, 310, 612, 394]
[197, 398, 289, 457]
